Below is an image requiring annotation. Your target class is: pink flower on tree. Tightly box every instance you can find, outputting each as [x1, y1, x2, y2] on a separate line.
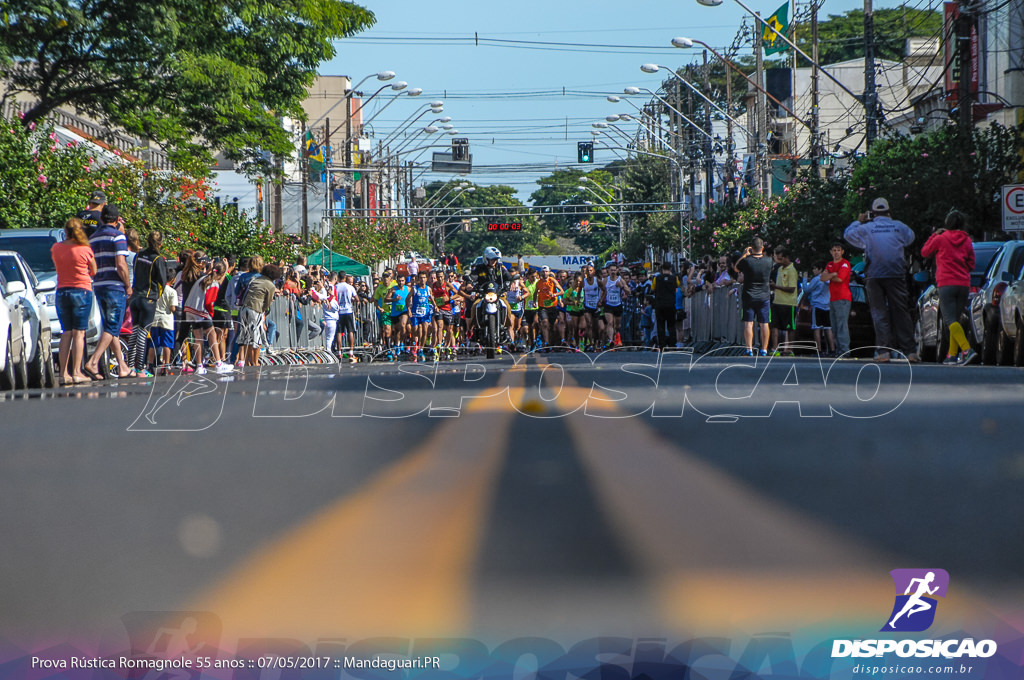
[37, 174, 47, 184]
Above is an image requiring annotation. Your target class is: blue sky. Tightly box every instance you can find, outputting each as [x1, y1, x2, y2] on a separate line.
[319, 0, 923, 201]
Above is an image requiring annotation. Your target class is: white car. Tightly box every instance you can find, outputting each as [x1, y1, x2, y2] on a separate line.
[0, 250, 57, 387]
[0, 276, 30, 390]
[0, 228, 102, 356]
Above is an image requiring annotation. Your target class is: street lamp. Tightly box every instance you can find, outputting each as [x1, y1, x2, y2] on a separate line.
[622, 87, 715, 142]
[640, 63, 753, 138]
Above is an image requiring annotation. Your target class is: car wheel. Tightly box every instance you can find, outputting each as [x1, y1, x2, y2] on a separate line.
[981, 320, 998, 365]
[1015, 319, 1024, 368]
[997, 324, 1014, 366]
[0, 333, 15, 391]
[13, 337, 29, 390]
[29, 335, 54, 388]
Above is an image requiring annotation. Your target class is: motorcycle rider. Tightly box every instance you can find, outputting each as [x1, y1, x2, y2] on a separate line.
[470, 246, 513, 335]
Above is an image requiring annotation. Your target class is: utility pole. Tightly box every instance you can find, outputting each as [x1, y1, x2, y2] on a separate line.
[301, 121, 308, 242]
[724, 54, 736, 202]
[810, 0, 821, 169]
[864, 0, 879, 148]
[754, 13, 769, 195]
[956, 1, 974, 133]
[324, 117, 332, 220]
[702, 54, 714, 210]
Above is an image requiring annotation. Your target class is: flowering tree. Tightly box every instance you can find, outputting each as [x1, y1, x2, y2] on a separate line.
[326, 217, 426, 268]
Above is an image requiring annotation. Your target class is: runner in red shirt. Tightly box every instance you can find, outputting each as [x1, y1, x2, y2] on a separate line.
[821, 242, 852, 354]
[431, 271, 453, 352]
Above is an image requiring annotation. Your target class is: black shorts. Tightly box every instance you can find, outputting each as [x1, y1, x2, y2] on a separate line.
[770, 304, 797, 331]
[675, 309, 687, 322]
[811, 307, 831, 329]
[524, 309, 538, 324]
[539, 307, 560, 323]
[437, 311, 453, 325]
[213, 309, 232, 328]
[583, 305, 598, 317]
[568, 309, 583, 318]
[604, 304, 623, 317]
[191, 318, 214, 331]
[742, 299, 771, 324]
[338, 313, 355, 333]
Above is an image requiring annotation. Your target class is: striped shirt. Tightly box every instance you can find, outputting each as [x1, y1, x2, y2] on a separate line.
[89, 224, 129, 290]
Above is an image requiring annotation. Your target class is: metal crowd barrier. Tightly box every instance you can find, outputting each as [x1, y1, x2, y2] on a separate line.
[263, 294, 381, 352]
[687, 283, 766, 346]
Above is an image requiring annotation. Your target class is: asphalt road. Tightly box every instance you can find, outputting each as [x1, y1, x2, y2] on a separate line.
[2, 351, 1023, 649]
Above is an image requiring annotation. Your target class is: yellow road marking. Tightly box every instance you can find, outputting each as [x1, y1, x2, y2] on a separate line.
[190, 365, 526, 640]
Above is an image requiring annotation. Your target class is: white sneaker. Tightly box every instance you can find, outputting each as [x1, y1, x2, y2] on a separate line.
[195, 364, 208, 375]
[215, 361, 234, 374]
[235, 360, 245, 369]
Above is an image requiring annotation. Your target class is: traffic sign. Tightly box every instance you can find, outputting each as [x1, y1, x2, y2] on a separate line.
[1001, 185, 1024, 231]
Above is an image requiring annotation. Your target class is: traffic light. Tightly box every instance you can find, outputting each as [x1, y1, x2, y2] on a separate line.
[577, 141, 593, 163]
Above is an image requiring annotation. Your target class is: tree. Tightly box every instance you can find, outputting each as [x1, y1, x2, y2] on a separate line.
[796, 7, 943, 65]
[844, 124, 1024, 242]
[530, 168, 618, 253]
[0, 0, 375, 173]
[619, 155, 675, 260]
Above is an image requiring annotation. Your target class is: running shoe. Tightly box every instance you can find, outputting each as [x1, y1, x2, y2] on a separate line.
[214, 361, 234, 374]
[959, 348, 979, 366]
[759, 349, 768, 357]
[942, 354, 961, 365]
[195, 364, 207, 375]
[745, 349, 754, 357]
[137, 369, 154, 378]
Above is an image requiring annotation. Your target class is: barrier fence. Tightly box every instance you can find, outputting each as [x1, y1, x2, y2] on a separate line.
[259, 283, 759, 355]
[263, 295, 381, 351]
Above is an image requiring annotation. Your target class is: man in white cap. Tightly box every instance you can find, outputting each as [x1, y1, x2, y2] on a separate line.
[844, 197, 918, 362]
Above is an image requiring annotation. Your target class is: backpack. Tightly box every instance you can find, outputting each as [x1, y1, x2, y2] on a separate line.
[234, 272, 255, 308]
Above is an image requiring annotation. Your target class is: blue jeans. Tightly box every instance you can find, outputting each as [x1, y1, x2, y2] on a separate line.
[55, 288, 93, 332]
[94, 286, 127, 336]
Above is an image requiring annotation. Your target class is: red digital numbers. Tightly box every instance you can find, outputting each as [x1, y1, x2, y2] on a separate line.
[487, 222, 522, 232]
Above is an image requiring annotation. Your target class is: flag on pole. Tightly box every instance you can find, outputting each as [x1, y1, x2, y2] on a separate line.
[304, 130, 325, 176]
[762, 1, 790, 56]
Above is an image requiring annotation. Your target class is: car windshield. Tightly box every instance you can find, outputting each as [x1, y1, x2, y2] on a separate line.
[0, 254, 26, 286]
[0, 235, 57, 275]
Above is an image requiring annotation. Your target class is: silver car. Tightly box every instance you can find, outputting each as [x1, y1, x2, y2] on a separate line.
[968, 240, 1024, 365]
[0, 228, 103, 356]
[997, 244, 1024, 367]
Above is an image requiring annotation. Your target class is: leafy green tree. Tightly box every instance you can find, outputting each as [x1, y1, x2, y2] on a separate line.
[844, 124, 1024, 242]
[796, 7, 943, 65]
[530, 168, 618, 253]
[0, 0, 374, 173]
[619, 155, 676, 260]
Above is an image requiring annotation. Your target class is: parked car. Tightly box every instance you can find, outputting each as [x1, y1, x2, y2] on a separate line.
[0, 276, 29, 390]
[915, 240, 1003, 362]
[0, 228, 103, 356]
[997, 246, 1024, 367]
[0, 251, 56, 387]
[968, 240, 1024, 365]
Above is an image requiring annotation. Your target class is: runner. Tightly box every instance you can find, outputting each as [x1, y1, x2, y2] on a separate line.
[603, 263, 628, 347]
[431, 271, 453, 354]
[373, 270, 397, 350]
[388, 276, 411, 350]
[506, 274, 526, 348]
[523, 268, 540, 348]
[408, 271, 434, 358]
[535, 266, 565, 348]
[564, 272, 585, 349]
[580, 264, 604, 350]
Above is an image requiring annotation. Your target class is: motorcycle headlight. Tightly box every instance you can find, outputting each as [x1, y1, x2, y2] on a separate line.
[485, 292, 498, 303]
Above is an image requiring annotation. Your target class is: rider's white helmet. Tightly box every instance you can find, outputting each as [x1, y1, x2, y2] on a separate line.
[483, 246, 501, 261]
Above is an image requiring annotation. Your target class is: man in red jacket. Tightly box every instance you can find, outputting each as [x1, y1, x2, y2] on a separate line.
[921, 210, 977, 365]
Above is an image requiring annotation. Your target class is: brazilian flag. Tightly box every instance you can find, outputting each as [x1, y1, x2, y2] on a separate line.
[762, 1, 789, 56]
[304, 130, 325, 176]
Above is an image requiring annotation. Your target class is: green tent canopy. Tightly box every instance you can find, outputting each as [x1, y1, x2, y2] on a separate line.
[306, 249, 371, 276]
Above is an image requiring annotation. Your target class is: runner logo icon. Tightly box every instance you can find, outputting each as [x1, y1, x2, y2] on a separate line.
[881, 569, 949, 632]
